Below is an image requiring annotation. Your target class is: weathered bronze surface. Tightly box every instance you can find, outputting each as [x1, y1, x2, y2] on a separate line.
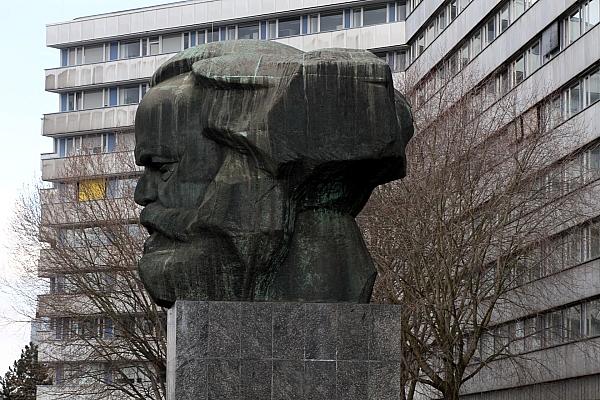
[134, 40, 413, 308]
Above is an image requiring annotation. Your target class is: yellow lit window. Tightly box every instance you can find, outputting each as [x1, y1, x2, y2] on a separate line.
[78, 179, 106, 202]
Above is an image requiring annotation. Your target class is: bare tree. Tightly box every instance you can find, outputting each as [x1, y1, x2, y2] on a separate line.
[360, 64, 596, 399]
[9, 144, 166, 400]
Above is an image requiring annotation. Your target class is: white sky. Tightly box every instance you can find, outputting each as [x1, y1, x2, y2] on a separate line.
[0, 0, 171, 375]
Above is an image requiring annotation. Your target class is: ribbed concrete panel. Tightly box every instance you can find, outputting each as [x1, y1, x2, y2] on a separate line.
[461, 338, 600, 395]
[40, 151, 141, 181]
[45, 54, 172, 91]
[46, 0, 383, 46]
[42, 104, 137, 136]
[275, 21, 406, 51]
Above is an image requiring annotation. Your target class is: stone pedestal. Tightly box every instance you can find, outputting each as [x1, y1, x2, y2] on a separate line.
[167, 301, 402, 400]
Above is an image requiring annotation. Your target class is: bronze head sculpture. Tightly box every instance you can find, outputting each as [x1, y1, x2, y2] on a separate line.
[134, 40, 413, 308]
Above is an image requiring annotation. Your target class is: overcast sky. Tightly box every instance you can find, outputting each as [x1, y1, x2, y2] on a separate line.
[0, 0, 171, 375]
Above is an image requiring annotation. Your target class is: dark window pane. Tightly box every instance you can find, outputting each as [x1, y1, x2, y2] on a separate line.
[363, 5, 387, 26]
[588, 70, 600, 105]
[320, 12, 343, 32]
[587, 300, 600, 336]
[121, 41, 140, 59]
[278, 17, 301, 37]
[238, 23, 259, 39]
[500, 4, 510, 32]
[120, 86, 140, 105]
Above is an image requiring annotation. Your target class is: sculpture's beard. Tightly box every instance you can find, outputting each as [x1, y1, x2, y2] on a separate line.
[137, 202, 252, 305]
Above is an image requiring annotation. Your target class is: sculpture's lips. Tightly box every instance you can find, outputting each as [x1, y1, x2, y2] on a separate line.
[143, 232, 175, 254]
[139, 203, 195, 243]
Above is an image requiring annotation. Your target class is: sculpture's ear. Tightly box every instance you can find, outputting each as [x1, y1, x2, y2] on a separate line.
[192, 55, 279, 89]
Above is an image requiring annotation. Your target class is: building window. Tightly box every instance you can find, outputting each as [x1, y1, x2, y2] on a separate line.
[450, 0, 458, 21]
[471, 28, 482, 56]
[120, 40, 141, 59]
[83, 90, 104, 110]
[513, 56, 525, 85]
[106, 42, 117, 61]
[226, 26, 237, 40]
[571, 8, 583, 44]
[417, 33, 425, 56]
[544, 311, 563, 346]
[103, 132, 116, 153]
[84, 45, 104, 64]
[68, 47, 83, 66]
[55, 365, 64, 385]
[438, 8, 447, 31]
[320, 11, 344, 32]
[238, 23, 259, 39]
[564, 305, 582, 341]
[513, 0, 526, 19]
[60, 49, 68, 67]
[586, 69, 600, 105]
[363, 4, 388, 26]
[398, 1, 407, 21]
[119, 85, 140, 105]
[352, 8, 362, 27]
[198, 30, 206, 45]
[278, 17, 301, 37]
[587, 299, 600, 336]
[162, 33, 182, 53]
[57, 137, 80, 158]
[586, 0, 600, 29]
[78, 179, 106, 202]
[526, 40, 541, 73]
[207, 27, 220, 43]
[459, 42, 470, 68]
[486, 17, 496, 44]
[567, 82, 583, 116]
[49, 276, 65, 294]
[499, 4, 510, 33]
[143, 37, 160, 56]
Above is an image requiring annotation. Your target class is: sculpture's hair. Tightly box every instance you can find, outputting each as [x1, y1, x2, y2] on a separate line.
[151, 40, 303, 86]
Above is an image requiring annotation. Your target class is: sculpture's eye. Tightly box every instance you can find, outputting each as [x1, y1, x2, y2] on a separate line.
[159, 163, 176, 181]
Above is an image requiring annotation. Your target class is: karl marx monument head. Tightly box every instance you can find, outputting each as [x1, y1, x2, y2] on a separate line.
[134, 40, 413, 308]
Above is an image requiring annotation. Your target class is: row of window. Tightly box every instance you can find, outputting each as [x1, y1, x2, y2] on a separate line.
[53, 132, 134, 159]
[413, 1, 600, 112]
[544, 66, 600, 127]
[53, 363, 155, 386]
[508, 219, 600, 288]
[478, 297, 600, 359]
[59, 2, 406, 67]
[411, 0, 541, 82]
[55, 224, 144, 248]
[47, 314, 163, 342]
[49, 316, 114, 341]
[373, 50, 408, 72]
[59, 84, 148, 112]
[47, 177, 138, 204]
[409, 0, 474, 62]
[49, 272, 117, 295]
[536, 139, 600, 200]
[76, 177, 137, 202]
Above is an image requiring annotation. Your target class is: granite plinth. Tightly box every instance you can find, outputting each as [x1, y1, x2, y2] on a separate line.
[167, 301, 402, 400]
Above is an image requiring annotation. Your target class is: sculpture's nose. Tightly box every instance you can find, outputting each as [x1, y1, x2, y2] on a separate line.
[134, 173, 158, 206]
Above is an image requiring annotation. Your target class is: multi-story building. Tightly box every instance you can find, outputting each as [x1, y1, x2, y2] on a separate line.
[37, 0, 600, 399]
